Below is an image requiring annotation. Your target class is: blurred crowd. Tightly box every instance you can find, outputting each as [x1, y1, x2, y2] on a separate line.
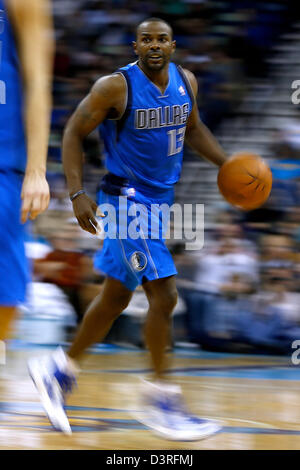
[22, 0, 300, 354]
[176, 201, 300, 354]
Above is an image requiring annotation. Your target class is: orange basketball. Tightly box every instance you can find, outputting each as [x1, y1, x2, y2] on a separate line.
[217, 152, 272, 211]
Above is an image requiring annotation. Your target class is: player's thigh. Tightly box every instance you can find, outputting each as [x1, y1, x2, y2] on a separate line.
[100, 277, 133, 311]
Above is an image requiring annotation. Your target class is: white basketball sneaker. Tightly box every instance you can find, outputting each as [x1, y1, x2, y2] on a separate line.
[28, 347, 78, 434]
[135, 380, 221, 441]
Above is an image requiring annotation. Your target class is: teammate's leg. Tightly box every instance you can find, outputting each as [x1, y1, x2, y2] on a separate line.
[0, 173, 27, 342]
[28, 276, 133, 433]
[67, 277, 133, 360]
[0, 307, 16, 341]
[143, 276, 178, 378]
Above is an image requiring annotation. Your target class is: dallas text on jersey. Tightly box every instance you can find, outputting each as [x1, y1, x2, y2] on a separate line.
[135, 103, 189, 129]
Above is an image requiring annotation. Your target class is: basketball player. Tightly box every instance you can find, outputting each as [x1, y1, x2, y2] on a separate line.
[0, 0, 53, 340]
[29, 18, 227, 439]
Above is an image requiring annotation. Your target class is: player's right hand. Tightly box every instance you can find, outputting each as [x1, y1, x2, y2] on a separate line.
[21, 170, 50, 223]
[72, 193, 104, 235]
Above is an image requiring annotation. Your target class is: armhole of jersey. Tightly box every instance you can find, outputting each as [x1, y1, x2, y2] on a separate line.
[176, 65, 195, 108]
[115, 70, 132, 140]
[114, 72, 128, 120]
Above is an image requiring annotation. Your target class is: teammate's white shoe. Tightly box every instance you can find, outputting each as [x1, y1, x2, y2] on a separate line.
[28, 347, 78, 435]
[135, 380, 221, 441]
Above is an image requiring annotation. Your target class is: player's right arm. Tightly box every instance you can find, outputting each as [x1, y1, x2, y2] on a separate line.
[62, 74, 126, 234]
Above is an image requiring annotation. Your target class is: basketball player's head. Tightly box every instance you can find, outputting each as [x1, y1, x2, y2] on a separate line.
[133, 18, 176, 71]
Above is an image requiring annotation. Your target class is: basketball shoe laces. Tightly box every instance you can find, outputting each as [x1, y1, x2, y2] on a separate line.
[155, 393, 204, 428]
[45, 365, 76, 402]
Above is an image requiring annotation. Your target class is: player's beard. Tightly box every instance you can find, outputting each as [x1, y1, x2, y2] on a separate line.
[142, 53, 168, 71]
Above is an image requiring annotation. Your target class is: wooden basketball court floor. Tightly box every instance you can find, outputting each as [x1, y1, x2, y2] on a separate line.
[1, 337, 300, 450]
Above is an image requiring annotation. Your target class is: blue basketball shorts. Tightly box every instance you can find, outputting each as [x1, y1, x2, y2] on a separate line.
[94, 185, 177, 291]
[0, 170, 28, 305]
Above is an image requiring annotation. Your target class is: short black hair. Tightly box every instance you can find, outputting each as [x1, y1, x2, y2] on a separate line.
[136, 17, 173, 39]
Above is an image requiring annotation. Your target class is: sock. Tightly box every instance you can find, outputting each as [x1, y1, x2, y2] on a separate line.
[53, 347, 80, 376]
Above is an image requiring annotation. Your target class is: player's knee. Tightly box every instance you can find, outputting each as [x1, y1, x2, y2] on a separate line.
[150, 289, 178, 314]
[166, 289, 178, 313]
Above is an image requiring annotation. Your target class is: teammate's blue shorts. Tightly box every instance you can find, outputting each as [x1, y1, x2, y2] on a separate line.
[94, 182, 177, 291]
[0, 170, 28, 305]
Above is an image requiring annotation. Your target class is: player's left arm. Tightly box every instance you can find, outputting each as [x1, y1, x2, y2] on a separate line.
[8, 0, 54, 223]
[184, 69, 227, 167]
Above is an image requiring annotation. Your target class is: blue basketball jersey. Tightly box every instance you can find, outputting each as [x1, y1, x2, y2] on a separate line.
[0, 0, 27, 172]
[99, 61, 194, 190]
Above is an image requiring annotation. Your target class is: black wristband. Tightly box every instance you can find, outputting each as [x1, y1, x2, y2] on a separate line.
[70, 189, 85, 202]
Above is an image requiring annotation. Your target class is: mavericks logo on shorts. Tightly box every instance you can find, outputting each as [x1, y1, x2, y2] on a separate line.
[130, 251, 147, 271]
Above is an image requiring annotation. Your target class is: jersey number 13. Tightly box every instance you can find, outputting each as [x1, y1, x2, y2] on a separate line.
[167, 127, 186, 156]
